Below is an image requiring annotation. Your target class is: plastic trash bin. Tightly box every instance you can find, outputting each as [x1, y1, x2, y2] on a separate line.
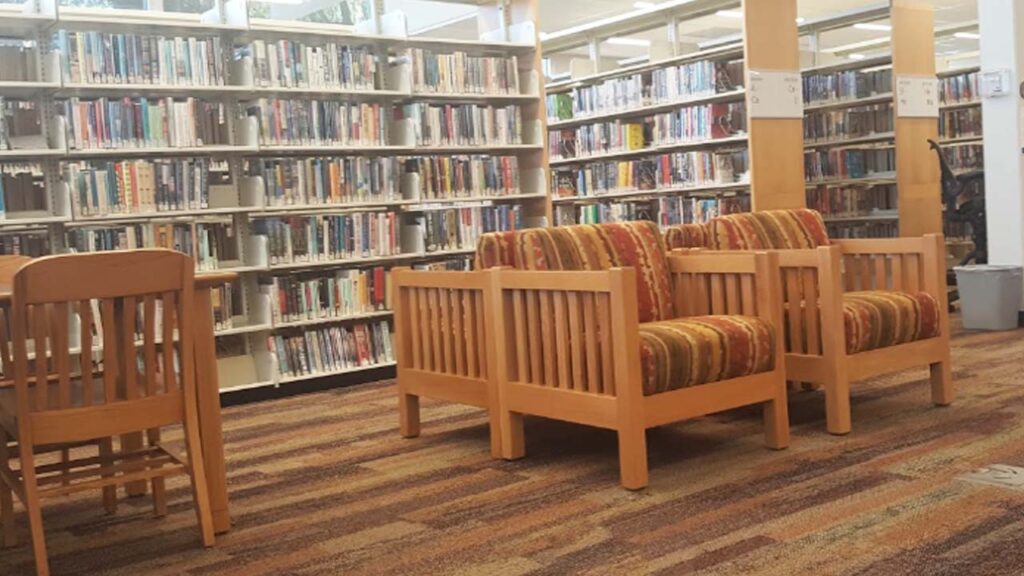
[954, 265, 1023, 330]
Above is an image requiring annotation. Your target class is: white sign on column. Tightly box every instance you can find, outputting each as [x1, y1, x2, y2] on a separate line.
[746, 69, 803, 119]
[895, 75, 939, 118]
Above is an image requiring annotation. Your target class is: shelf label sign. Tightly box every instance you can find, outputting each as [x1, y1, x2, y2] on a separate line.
[896, 75, 939, 118]
[746, 69, 803, 118]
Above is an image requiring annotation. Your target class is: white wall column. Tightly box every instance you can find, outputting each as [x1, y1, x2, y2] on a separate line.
[978, 0, 1024, 312]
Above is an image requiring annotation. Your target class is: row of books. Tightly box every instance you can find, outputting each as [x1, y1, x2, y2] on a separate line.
[546, 61, 743, 122]
[267, 266, 389, 324]
[253, 99, 384, 147]
[942, 143, 984, 172]
[825, 221, 897, 239]
[0, 166, 46, 215]
[65, 97, 230, 150]
[806, 184, 897, 219]
[211, 282, 240, 332]
[0, 44, 38, 83]
[67, 220, 239, 270]
[403, 103, 523, 147]
[410, 155, 522, 199]
[246, 40, 377, 91]
[0, 232, 50, 256]
[551, 149, 748, 198]
[649, 60, 744, 105]
[56, 31, 226, 87]
[804, 104, 893, 143]
[652, 102, 745, 145]
[939, 107, 982, 139]
[259, 212, 399, 265]
[251, 157, 399, 207]
[559, 194, 749, 227]
[803, 68, 892, 105]
[549, 121, 644, 160]
[67, 158, 214, 217]
[410, 49, 521, 96]
[658, 195, 750, 226]
[939, 70, 979, 105]
[269, 320, 394, 378]
[804, 147, 895, 181]
[412, 205, 521, 253]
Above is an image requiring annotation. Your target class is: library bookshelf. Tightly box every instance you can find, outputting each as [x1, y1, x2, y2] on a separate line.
[544, 44, 751, 228]
[0, 0, 548, 394]
[937, 65, 982, 269]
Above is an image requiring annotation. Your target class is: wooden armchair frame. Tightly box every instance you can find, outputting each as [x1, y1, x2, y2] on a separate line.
[488, 252, 789, 489]
[392, 269, 499, 456]
[695, 233, 953, 435]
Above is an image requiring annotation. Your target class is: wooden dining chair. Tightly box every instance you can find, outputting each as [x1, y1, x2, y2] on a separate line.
[0, 250, 215, 576]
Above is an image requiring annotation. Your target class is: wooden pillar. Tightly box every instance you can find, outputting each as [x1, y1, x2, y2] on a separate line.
[892, 0, 942, 236]
[480, 0, 552, 227]
[742, 0, 805, 211]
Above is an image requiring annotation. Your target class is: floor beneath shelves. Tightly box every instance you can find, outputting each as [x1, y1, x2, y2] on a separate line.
[3, 316, 1024, 575]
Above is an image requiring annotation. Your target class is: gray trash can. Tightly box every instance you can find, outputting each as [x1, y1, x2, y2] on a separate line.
[954, 265, 1024, 331]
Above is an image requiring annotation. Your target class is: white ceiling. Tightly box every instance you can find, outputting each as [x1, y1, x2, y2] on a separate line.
[389, 0, 979, 67]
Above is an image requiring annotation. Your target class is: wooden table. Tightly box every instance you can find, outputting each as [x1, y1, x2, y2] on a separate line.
[0, 272, 235, 534]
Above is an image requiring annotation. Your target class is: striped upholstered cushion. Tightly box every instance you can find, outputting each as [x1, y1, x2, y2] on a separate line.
[843, 291, 941, 355]
[474, 221, 673, 323]
[709, 209, 830, 250]
[638, 316, 775, 395]
[664, 223, 712, 249]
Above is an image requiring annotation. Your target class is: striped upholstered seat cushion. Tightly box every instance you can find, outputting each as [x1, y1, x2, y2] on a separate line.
[664, 223, 712, 249]
[638, 316, 775, 396]
[474, 221, 674, 323]
[709, 209, 830, 250]
[843, 290, 941, 355]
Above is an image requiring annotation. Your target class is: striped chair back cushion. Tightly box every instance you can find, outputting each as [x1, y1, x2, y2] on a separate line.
[664, 223, 712, 249]
[474, 221, 673, 323]
[709, 209, 831, 250]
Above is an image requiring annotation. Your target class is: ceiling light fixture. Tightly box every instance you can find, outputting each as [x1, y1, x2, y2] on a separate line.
[853, 22, 892, 32]
[716, 10, 743, 19]
[796, 17, 805, 24]
[606, 37, 652, 47]
[954, 31, 980, 40]
[848, 53, 867, 60]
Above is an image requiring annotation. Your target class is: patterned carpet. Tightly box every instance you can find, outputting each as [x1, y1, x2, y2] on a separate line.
[2, 321, 1024, 575]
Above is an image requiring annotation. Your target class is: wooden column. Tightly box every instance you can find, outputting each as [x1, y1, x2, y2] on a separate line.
[742, 0, 805, 211]
[892, 0, 942, 236]
[479, 0, 552, 226]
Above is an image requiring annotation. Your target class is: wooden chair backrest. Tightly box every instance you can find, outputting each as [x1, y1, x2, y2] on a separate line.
[8, 250, 196, 445]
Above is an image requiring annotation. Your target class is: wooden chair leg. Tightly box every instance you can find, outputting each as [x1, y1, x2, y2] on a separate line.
[183, 395, 215, 547]
[617, 426, 648, 490]
[147, 429, 167, 518]
[398, 392, 420, 439]
[763, 384, 791, 450]
[930, 350, 954, 407]
[18, 442, 49, 576]
[98, 438, 117, 514]
[1, 432, 15, 549]
[824, 363, 852, 436]
[498, 409, 524, 461]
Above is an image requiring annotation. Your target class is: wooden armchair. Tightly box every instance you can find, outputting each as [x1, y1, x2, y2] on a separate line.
[665, 209, 953, 435]
[394, 222, 790, 489]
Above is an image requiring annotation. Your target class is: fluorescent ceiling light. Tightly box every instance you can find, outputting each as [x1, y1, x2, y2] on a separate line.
[606, 37, 651, 47]
[854, 22, 892, 32]
[796, 17, 805, 24]
[633, 1, 656, 8]
[848, 53, 867, 60]
[954, 31, 980, 40]
[716, 10, 743, 19]
[539, 32, 551, 41]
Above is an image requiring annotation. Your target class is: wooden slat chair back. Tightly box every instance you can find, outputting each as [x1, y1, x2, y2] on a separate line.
[0, 250, 215, 576]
